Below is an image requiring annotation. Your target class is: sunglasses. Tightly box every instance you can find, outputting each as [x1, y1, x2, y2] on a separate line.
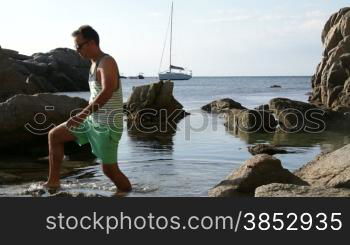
[75, 40, 89, 50]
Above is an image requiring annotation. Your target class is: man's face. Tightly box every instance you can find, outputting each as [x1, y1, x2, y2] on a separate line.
[73, 34, 91, 58]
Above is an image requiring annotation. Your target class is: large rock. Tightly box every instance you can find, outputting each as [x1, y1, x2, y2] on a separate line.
[208, 154, 307, 197]
[269, 97, 349, 132]
[201, 98, 246, 113]
[224, 109, 277, 133]
[294, 144, 350, 188]
[0, 47, 90, 102]
[0, 48, 31, 60]
[255, 183, 350, 197]
[0, 93, 88, 156]
[125, 80, 189, 132]
[310, 8, 350, 111]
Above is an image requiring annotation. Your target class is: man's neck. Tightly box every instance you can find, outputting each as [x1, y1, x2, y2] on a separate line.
[90, 49, 104, 62]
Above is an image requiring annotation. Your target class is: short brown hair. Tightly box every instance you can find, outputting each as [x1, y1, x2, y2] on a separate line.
[72, 25, 100, 46]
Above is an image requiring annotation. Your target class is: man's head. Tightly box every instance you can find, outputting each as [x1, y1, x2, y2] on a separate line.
[72, 25, 100, 58]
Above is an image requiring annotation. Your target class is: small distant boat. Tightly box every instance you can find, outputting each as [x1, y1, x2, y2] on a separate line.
[128, 73, 145, 79]
[158, 2, 192, 81]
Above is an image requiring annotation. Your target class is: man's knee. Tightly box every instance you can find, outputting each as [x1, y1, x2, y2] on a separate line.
[48, 128, 58, 143]
[48, 124, 75, 144]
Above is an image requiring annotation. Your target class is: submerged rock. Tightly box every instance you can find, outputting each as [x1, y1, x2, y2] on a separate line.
[255, 183, 350, 197]
[208, 154, 307, 197]
[248, 144, 291, 155]
[270, 85, 282, 88]
[201, 98, 246, 113]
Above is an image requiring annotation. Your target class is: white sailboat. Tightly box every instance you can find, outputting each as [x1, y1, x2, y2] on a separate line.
[158, 2, 192, 81]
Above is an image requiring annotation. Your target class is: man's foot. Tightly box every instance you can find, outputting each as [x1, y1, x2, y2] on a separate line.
[118, 185, 132, 193]
[114, 172, 132, 192]
[112, 189, 131, 198]
[102, 164, 132, 193]
[43, 181, 61, 190]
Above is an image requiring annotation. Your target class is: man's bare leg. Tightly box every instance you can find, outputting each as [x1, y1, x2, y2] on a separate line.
[102, 164, 132, 192]
[45, 123, 76, 189]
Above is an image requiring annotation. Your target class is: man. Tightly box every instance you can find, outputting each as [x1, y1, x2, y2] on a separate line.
[44, 25, 132, 192]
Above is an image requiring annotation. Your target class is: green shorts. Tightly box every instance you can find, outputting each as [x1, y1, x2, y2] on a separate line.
[69, 118, 123, 164]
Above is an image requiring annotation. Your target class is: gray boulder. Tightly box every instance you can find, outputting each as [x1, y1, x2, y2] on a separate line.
[208, 154, 307, 197]
[125, 80, 189, 132]
[294, 144, 350, 188]
[224, 109, 277, 133]
[0, 47, 90, 102]
[269, 97, 349, 132]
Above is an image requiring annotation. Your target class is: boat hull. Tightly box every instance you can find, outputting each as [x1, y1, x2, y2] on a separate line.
[159, 72, 192, 80]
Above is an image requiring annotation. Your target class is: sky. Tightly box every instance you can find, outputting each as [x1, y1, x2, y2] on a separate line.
[0, 0, 349, 76]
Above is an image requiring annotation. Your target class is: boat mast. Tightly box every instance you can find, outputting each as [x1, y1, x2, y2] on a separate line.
[169, 2, 173, 72]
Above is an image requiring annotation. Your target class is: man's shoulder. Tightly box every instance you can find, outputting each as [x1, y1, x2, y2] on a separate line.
[99, 55, 117, 68]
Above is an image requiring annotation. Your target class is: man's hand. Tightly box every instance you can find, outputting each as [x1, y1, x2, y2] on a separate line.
[66, 112, 88, 129]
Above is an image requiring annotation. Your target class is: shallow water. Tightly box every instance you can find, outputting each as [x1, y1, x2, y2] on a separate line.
[1, 77, 349, 197]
